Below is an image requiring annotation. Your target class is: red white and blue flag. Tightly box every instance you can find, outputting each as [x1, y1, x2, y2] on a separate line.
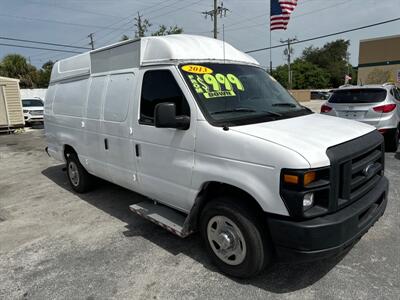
[270, 0, 298, 31]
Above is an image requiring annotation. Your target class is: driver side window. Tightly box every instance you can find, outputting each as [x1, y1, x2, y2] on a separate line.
[139, 70, 190, 125]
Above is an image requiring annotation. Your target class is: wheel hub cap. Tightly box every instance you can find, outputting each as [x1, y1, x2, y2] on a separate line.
[207, 215, 247, 266]
[68, 161, 79, 187]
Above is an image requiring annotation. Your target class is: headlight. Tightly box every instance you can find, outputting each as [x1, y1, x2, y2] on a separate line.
[280, 168, 330, 218]
[303, 193, 314, 210]
[23, 109, 29, 113]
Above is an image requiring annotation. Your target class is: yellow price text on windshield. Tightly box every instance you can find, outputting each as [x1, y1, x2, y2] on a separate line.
[182, 65, 213, 74]
[188, 73, 244, 99]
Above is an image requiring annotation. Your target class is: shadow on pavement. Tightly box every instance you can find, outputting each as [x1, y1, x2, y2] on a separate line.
[394, 151, 400, 160]
[28, 123, 44, 130]
[42, 164, 346, 294]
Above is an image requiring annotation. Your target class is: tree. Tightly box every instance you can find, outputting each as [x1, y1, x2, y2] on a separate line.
[134, 12, 152, 38]
[0, 54, 36, 88]
[36, 60, 54, 88]
[302, 39, 351, 87]
[273, 59, 330, 89]
[152, 25, 183, 36]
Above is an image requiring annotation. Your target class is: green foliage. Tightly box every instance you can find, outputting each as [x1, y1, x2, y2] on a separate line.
[301, 39, 351, 87]
[273, 59, 330, 89]
[127, 12, 183, 39]
[0, 54, 30, 78]
[36, 60, 54, 88]
[0, 54, 34, 88]
[151, 25, 183, 36]
[134, 13, 152, 38]
[0, 54, 53, 88]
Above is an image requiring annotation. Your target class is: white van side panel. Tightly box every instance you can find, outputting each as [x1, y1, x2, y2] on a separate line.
[81, 75, 110, 179]
[45, 78, 89, 163]
[44, 84, 64, 162]
[100, 72, 139, 189]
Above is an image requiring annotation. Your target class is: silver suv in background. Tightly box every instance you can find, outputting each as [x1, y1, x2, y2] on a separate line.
[321, 84, 400, 152]
[21, 98, 44, 125]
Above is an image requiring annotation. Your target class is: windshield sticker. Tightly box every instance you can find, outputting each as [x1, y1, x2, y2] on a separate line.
[181, 65, 213, 74]
[187, 73, 244, 99]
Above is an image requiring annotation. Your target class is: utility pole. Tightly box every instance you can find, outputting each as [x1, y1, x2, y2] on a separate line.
[202, 1, 229, 39]
[280, 37, 297, 89]
[88, 33, 94, 50]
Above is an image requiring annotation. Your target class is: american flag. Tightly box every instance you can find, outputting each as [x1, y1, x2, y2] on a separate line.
[270, 0, 298, 31]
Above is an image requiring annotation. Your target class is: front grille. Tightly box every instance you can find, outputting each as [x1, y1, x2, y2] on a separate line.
[326, 130, 384, 211]
[30, 110, 43, 115]
[338, 144, 384, 208]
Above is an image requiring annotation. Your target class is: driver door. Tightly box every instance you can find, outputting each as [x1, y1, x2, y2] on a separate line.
[133, 66, 196, 212]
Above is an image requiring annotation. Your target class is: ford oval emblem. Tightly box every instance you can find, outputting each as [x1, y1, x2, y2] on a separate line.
[363, 163, 376, 178]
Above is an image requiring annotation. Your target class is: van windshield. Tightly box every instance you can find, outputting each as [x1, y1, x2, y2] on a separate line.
[22, 99, 43, 107]
[329, 88, 387, 104]
[180, 63, 311, 126]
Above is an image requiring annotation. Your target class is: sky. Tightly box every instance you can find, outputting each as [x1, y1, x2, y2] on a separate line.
[0, 0, 399, 69]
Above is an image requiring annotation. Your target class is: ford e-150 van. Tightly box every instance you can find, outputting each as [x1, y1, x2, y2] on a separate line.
[45, 34, 388, 278]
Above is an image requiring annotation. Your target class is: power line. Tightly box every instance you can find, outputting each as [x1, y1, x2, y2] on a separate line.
[0, 36, 91, 50]
[95, 0, 203, 47]
[0, 43, 81, 54]
[0, 13, 125, 30]
[223, 0, 350, 33]
[245, 17, 400, 54]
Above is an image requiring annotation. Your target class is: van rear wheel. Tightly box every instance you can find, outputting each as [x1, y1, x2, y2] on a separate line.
[200, 197, 271, 278]
[66, 153, 93, 193]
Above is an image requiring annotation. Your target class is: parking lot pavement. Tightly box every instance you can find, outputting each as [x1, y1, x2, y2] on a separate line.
[0, 129, 399, 300]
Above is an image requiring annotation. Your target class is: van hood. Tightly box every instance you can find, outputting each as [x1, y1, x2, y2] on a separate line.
[231, 113, 375, 168]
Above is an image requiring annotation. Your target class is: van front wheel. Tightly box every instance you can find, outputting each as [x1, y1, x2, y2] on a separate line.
[200, 198, 270, 278]
[66, 153, 93, 193]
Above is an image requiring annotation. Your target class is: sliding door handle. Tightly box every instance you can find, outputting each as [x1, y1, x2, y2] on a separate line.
[104, 138, 108, 150]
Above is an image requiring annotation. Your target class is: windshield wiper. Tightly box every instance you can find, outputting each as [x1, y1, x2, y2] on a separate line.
[211, 108, 281, 117]
[211, 108, 258, 115]
[272, 102, 297, 108]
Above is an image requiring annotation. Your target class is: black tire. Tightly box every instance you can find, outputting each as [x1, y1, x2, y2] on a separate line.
[385, 127, 399, 152]
[200, 197, 271, 278]
[66, 152, 93, 193]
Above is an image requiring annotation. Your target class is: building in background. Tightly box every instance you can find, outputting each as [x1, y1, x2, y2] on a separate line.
[358, 35, 400, 85]
[0, 76, 25, 133]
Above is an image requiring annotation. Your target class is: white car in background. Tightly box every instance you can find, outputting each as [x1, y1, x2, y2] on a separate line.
[22, 98, 44, 125]
[321, 84, 400, 152]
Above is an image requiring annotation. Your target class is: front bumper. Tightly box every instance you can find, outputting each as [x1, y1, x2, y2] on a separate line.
[268, 176, 388, 262]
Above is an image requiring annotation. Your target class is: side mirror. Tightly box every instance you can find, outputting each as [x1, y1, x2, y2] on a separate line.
[154, 103, 190, 130]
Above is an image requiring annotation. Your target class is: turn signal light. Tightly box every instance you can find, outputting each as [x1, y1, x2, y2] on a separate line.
[304, 171, 316, 186]
[283, 174, 299, 185]
[320, 104, 332, 113]
[373, 104, 396, 113]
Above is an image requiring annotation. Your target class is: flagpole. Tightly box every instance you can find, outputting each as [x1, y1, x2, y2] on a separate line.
[269, 28, 272, 74]
[269, 1, 272, 74]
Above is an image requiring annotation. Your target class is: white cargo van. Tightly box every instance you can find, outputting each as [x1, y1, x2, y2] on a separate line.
[45, 34, 388, 278]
